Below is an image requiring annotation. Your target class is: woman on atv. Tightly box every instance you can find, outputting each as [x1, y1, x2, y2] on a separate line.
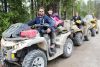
[47, 8, 64, 53]
[47, 8, 63, 28]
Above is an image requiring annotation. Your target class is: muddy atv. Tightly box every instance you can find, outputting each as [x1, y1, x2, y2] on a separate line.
[82, 17, 92, 41]
[90, 19, 99, 36]
[70, 20, 91, 46]
[1, 23, 73, 67]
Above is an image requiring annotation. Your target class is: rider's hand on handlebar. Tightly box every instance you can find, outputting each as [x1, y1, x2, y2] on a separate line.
[31, 24, 40, 28]
[46, 28, 51, 33]
[31, 25, 35, 29]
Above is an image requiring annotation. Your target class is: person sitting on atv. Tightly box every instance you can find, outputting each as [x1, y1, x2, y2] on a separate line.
[71, 12, 83, 29]
[47, 8, 63, 28]
[71, 12, 81, 22]
[47, 8, 63, 52]
[27, 7, 56, 53]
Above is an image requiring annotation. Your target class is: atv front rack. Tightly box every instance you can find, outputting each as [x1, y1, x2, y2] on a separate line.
[3, 37, 29, 41]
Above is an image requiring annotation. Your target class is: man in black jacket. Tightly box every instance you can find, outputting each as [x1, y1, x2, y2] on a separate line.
[71, 12, 81, 22]
[71, 12, 83, 29]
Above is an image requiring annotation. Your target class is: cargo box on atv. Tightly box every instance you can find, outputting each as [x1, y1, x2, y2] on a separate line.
[2, 23, 30, 38]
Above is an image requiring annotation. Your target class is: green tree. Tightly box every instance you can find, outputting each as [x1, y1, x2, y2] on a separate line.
[0, 0, 30, 38]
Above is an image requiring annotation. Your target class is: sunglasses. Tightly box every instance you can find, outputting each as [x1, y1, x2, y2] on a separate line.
[39, 11, 44, 12]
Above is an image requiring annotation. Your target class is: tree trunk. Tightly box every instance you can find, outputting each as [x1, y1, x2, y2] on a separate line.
[30, 0, 34, 19]
[3, 0, 7, 12]
[59, 0, 62, 18]
[0, 0, 3, 11]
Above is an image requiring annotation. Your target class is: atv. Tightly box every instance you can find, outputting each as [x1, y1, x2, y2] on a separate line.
[84, 14, 99, 37]
[1, 23, 73, 67]
[70, 20, 91, 46]
[90, 19, 99, 36]
[82, 17, 92, 41]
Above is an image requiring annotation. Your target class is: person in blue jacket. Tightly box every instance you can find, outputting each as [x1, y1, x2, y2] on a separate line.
[27, 7, 56, 53]
[28, 7, 55, 31]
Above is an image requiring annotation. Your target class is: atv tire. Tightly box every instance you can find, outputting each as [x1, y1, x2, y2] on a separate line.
[96, 28, 99, 34]
[91, 28, 96, 37]
[84, 36, 89, 41]
[96, 25, 99, 34]
[22, 50, 47, 67]
[84, 30, 91, 41]
[96, 31, 99, 34]
[74, 32, 83, 46]
[62, 38, 73, 58]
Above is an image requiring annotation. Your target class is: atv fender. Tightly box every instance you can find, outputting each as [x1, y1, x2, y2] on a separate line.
[71, 25, 82, 33]
[55, 32, 71, 45]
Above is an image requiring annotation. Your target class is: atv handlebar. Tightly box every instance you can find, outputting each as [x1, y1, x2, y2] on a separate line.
[35, 24, 49, 27]
[33, 23, 50, 28]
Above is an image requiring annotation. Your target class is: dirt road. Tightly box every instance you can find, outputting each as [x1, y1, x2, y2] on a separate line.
[48, 21, 100, 67]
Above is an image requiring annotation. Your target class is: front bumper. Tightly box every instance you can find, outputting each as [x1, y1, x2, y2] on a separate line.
[1, 47, 17, 62]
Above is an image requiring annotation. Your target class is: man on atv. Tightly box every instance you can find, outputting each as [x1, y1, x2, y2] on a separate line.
[27, 7, 56, 53]
[71, 12, 81, 22]
[71, 12, 83, 29]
